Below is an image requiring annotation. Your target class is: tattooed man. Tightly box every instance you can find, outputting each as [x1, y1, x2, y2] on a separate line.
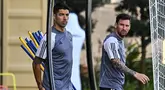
[99, 13, 150, 90]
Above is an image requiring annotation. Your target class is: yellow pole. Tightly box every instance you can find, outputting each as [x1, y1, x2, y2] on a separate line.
[28, 31, 39, 48]
[19, 37, 44, 71]
[19, 37, 35, 57]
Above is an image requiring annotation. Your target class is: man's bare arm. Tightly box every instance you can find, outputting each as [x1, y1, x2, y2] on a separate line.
[32, 57, 44, 89]
[111, 59, 136, 76]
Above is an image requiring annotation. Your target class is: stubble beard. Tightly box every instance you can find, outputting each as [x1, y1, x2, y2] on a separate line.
[56, 22, 67, 28]
[117, 30, 127, 38]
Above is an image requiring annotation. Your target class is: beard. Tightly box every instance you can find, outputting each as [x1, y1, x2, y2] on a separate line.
[61, 21, 67, 26]
[117, 30, 128, 37]
[60, 24, 66, 28]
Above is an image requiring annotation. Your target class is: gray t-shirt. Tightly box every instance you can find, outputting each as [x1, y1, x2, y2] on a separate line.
[35, 27, 73, 90]
[99, 32, 126, 90]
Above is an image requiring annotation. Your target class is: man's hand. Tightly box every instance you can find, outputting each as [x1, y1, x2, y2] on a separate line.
[134, 72, 150, 84]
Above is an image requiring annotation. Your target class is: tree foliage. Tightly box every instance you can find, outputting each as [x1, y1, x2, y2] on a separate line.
[56, 0, 105, 13]
[124, 43, 153, 90]
[115, 0, 149, 20]
[56, 0, 107, 31]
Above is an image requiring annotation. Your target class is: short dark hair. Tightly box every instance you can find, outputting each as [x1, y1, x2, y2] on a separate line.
[116, 13, 131, 23]
[53, 2, 70, 14]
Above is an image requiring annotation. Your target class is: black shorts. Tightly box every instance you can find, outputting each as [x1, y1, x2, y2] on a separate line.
[100, 87, 116, 90]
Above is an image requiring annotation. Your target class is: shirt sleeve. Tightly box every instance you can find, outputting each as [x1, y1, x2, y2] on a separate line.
[35, 33, 56, 59]
[104, 38, 120, 60]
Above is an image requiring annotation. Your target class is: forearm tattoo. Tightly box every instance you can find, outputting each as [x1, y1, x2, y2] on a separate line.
[111, 59, 136, 76]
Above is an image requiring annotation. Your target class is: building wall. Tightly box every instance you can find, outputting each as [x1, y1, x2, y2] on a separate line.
[3, 0, 47, 90]
[0, 0, 2, 85]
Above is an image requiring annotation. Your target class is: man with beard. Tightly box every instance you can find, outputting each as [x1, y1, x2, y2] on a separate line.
[99, 13, 150, 90]
[32, 2, 74, 90]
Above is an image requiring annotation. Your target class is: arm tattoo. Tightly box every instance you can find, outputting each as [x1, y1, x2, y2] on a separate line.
[111, 59, 136, 76]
